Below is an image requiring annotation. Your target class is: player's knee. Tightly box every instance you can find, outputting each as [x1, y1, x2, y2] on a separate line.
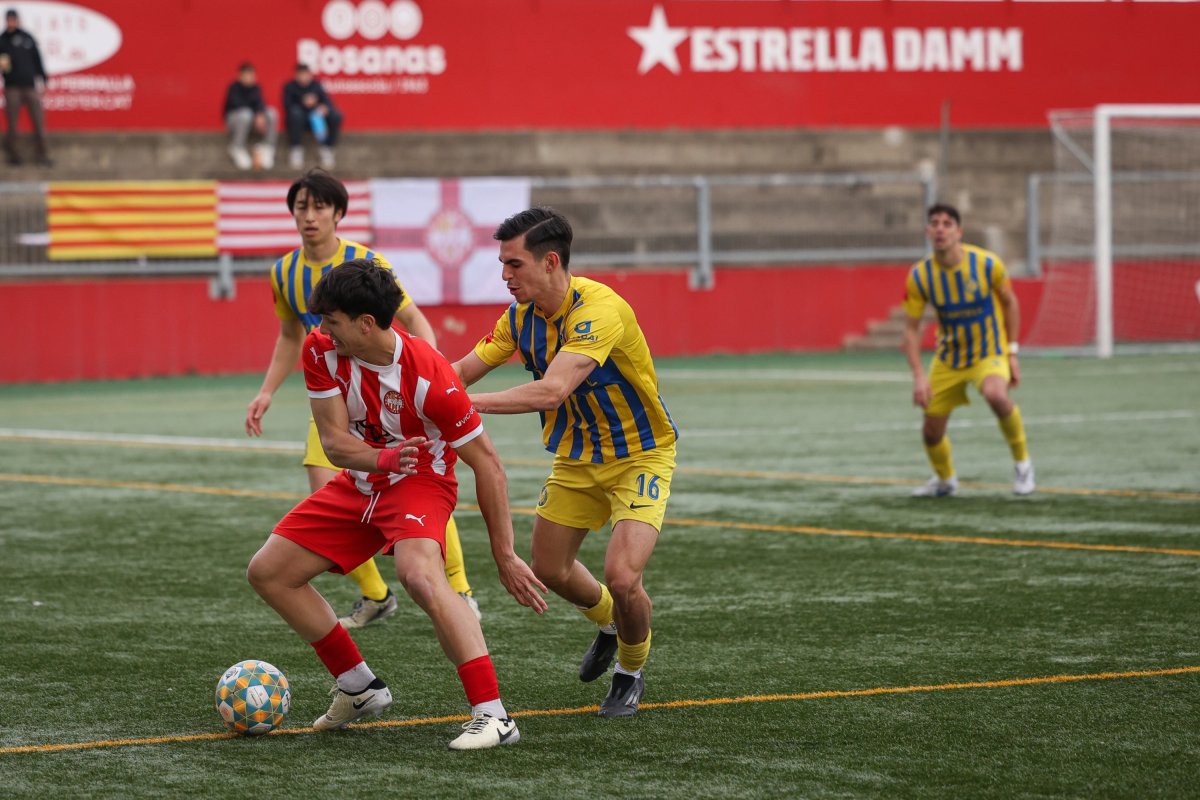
[245, 550, 277, 594]
[604, 569, 644, 604]
[921, 427, 944, 447]
[531, 558, 570, 590]
[394, 565, 438, 607]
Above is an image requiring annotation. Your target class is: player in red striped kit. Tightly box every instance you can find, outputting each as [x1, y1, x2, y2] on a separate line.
[246, 258, 547, 750]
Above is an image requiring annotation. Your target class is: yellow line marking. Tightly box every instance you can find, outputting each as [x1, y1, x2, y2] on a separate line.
[4, 665, 1197, 755]
[658, 516, 1200, 559]
[3, 433, 1196, 501]
[674, 465, 1200, 502]
[3, 472, 1198, 558]
[0, 473, 305, 501]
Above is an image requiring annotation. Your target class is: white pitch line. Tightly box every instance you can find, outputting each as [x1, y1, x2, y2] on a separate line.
[677, 409, 1199, 438]
[3, 407, 1195, 451]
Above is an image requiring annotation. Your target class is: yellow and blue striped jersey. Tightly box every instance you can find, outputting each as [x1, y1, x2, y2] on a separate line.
[270, 239, 411, 333]
[903, 244, 1010, 369]
[473, 275, 678, 464]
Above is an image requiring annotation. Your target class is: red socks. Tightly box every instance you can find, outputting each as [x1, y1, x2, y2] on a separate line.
[457, 655, 500, 706]
[311, 624, 363, 677]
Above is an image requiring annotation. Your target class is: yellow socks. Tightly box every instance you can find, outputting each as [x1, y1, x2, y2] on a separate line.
[443, 515, 472, 596]
[578, 583, 615, 628]
[924, 436, 955, 479]
[998, 405, 1030, 462]
[616, 630, 652, 673]
[347, 559, 390, 602]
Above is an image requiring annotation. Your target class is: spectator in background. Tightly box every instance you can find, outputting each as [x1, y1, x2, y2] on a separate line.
[0, 8, 51, 167]
[224, 62, 278, 171]
[283, 63, 341, 170]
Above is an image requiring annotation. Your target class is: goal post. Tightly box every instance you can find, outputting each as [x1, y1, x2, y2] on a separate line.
[1030, 104, 1200, 357]
[1094, 105, 1200, 357]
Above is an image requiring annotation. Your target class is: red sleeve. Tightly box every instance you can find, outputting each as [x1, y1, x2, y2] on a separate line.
[301, 330, 341, 397]
[410, 342, 484, 447]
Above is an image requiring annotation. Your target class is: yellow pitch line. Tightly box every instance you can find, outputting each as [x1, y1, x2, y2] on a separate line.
[4, 434, 1196, 501]
[0, 473, 305, 502]
[3, 472, 1199, 559]
[659, 516, 1200, 558]
[676, 465, 1200, 502]
[4, 665, 1197, 756]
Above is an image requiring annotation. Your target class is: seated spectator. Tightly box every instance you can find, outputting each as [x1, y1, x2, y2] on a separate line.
[283, 63, 342, 170]
[223, 62, 278, 170]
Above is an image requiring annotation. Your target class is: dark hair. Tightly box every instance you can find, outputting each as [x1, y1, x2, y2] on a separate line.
[927, 203, 961, 226]
[286, 168, 349, 220]
[309, 259, 402, 329]
[493, 206, 572, 269]
[238, 61, 255, 73]
[294, 62, 311, 72]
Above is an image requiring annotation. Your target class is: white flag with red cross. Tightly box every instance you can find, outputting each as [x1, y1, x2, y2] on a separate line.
[369, 178, 531, 305]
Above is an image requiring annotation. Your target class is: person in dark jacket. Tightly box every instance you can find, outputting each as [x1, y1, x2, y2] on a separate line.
[223, 62, 278, 170]
[0, 9, 50, 166]
[283, 63, 342, 170]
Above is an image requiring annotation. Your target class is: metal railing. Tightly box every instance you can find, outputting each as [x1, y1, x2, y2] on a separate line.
[1026, 170, 1200, 276]
[2, 172, 935, 292]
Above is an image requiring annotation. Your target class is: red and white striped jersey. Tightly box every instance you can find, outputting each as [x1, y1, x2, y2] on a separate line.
[303, 326, 484, 495]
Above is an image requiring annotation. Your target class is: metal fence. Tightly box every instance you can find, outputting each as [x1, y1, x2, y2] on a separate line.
[1, 172, 934, 292]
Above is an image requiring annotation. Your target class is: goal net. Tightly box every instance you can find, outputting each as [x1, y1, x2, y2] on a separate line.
[1026, 105, 1200, 356]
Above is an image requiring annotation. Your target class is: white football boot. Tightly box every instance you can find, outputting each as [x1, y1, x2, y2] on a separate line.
[312, 679, 393, 731]
[448, 712, 521, 751]
[1013, 459, 1036, 496]
[911, 475, 959, 497]
[338, 589, 399, 629]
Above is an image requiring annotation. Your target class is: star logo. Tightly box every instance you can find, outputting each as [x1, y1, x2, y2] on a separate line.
[628, 5, 688, 75]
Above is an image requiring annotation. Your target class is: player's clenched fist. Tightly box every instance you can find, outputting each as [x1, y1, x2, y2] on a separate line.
[375, 436, 430, 475]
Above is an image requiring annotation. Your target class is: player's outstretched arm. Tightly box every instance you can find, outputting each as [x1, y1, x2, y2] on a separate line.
[395, 303, 437, 348]
[246, 317, 305, 436]
[471, 351, 597, 415]
[455, 432, 548, 614]
[452, 351, 496, 388]
[310, 395, 427, 474]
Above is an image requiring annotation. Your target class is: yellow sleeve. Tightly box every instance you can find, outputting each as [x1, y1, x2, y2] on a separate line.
[270, 261, 298, 322]
[473, 309, 518, 367]
[902, 267, 927, 319]
[989, 254, 1011, 293]
[371, 251, 414, 312]
[559, 299, 622, 365]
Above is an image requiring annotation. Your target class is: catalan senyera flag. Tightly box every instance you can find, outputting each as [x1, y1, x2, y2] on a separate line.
[47, 181, 218, 261]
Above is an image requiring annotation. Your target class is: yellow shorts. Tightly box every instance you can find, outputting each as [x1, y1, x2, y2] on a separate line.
[303, 418, 336, 470]
[926, 355, 1011, 417]
[536, 443, 676, 532]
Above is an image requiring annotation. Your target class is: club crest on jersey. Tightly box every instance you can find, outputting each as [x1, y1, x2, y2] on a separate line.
[383, 390, 404, 414]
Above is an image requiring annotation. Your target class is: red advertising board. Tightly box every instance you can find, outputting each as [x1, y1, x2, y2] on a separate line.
[9, 0, 1200, 131]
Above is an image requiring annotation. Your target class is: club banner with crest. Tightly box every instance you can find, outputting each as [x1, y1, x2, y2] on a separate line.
[369, 178, 530, 305]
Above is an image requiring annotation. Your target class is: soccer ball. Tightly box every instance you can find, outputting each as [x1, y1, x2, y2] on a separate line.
[215, 659, 291, 736]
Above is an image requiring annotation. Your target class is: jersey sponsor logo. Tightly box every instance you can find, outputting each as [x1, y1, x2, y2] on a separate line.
[445, 386, 459, 395]
[537, 486, 548, 507]
[383, 390, 404, 414]
[454, 407, 476, 428]
[404, 513, 427, 526]
[573, 320, 592, 335]
[629, 502, 654, 510]
[310, 345, 321, 363]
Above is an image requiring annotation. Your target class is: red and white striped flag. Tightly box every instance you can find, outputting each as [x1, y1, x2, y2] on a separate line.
[216, 181, 372, 256]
